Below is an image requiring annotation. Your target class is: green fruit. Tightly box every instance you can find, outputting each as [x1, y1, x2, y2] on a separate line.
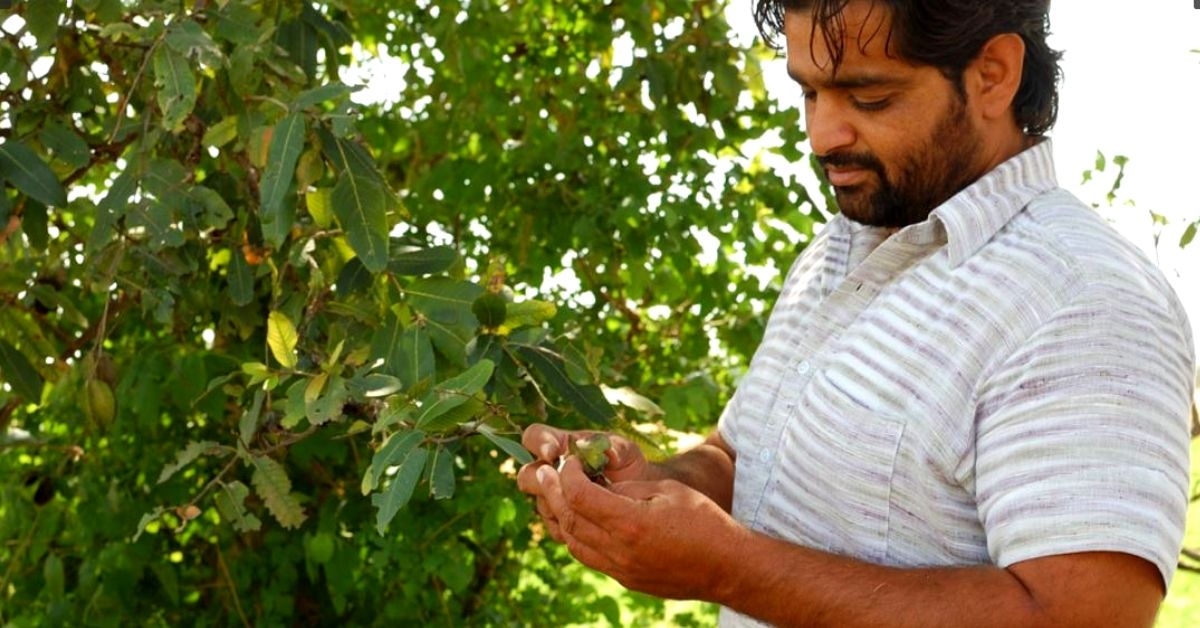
[85, 379, 116, 427]
[569, 434, 611, 479]
[472, 292, 507, 328]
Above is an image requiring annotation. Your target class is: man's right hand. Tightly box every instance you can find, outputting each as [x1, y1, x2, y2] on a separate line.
[516, 423, 655, 541]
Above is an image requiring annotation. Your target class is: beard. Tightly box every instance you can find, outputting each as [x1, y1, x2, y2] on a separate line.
[817, 97, 985, 228]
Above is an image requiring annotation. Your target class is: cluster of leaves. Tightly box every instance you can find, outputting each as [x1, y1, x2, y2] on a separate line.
[0, 0, 817, 624]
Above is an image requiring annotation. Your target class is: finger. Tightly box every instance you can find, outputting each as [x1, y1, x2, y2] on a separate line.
[516, 461, 551, 495]
[535, 497, 564, 542]
[559, 527, 621, 577]
[536, 463, 618, 547]
[521, 423, 569, 462]
[556, 457, 644, 528]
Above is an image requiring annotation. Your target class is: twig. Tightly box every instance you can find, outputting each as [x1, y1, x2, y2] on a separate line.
[215, 543, 251, 628]
[108, 31, 166, 144]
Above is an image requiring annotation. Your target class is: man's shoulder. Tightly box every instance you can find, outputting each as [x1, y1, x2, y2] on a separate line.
[1005, 187, 1183, 317]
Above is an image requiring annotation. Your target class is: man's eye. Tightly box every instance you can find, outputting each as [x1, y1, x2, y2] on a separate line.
[852, 97, 890, 112]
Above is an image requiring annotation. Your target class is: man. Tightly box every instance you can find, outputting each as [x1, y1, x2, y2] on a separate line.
[517, 1, 1196, 626]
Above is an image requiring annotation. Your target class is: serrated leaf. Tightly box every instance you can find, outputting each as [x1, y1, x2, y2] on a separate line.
[132, 507, 167, 542]
[227, 246, 255, 306]
[259, 113, 306, 248]
[251, 455, 306, 529]
[362, 429, 425, 495]
[428, 445, 455, 500]
[305, 375, 346, 426]
[267, 311, 299, 369]
[0, 141, 67, 207]
[0, 340, 43, 402]
[515, 344, 615, 425]
[332, 173, 388, 272]
[414, 359, 494, 429]
[281, 378, 307, 429]
[388, 245, 458, 276]
[157, 440, 221, 484]
[372, 446, 428, 535]
[214, 480, 261, 533]
[477, 425, 534, 465]
[152, 46, 196, 131]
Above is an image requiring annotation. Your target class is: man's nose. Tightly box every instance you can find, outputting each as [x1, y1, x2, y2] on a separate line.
[805, 98, 856, 156]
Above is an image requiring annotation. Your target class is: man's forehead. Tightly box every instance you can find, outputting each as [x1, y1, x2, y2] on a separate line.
[782, 1, 907, 84]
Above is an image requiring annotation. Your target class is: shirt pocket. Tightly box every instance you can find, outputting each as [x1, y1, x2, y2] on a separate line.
[761, 370, 907, 563]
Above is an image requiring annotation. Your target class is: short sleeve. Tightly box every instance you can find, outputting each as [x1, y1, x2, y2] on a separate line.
[974, 281, 1194, 587]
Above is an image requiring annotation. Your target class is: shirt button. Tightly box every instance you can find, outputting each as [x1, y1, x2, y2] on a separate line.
[796, 361, 811, 374]
[758, 450, 771, 463]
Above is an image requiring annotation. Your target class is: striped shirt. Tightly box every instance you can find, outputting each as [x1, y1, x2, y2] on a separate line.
[717, 140, 1195, 626]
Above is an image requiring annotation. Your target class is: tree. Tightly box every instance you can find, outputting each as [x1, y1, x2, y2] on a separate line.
[0, 0, 816, 624]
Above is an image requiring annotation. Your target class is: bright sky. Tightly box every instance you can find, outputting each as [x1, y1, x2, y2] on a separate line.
[725, 1, 1200, 354]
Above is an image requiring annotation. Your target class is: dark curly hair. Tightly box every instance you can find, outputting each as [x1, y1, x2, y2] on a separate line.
[754, 0, 1063, 135]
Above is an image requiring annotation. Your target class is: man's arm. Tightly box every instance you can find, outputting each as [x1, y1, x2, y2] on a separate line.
[641, 430, 735, 512]
[535, 459, 1164, 628]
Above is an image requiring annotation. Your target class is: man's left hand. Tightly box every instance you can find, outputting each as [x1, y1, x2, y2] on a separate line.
[535, 456, 747, 601]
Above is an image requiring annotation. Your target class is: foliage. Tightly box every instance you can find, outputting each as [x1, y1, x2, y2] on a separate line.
[0, 0, 815, 624]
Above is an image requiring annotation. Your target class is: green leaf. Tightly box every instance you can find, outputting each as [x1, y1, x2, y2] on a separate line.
[1181, 222, 1197, 249]
[213, 481, 261, 533]
[293, 83, 359, 110]
[428, 445, 455, 500]
[239, 388, 265, 444]
[259, 113, 307, 248]
[306, 187, 333, 228]
[132, 507, 167, 542]
[267, 311, 299, 369]
[157, 440, 220, 484]
[515, 344, 615, 425]
[602, 385, 664, 417]
[165, 19, 222, 64]
[43, 553, 64, 601]
[335, 257, 371, 295]
[281, 378, 307, 429]
[152, 46, 197, 131]
[406, 278, 484, 367]
[396, 327, 436, 390]
[362, 429, 425, 495]
[477, 425, 534, 465]
[305, 376, 347, 425]
[251, 455, 307, 529]
[414, 359, 494, 429]
[388, 245, 458, 276]
[419, 392, 485, 433]
[202, 116, 239, 149]
[500, 299, 558, 332]
[23, 200, 48, 250]
[0, 141, 68, 207]
[0, 340, 43, 402]
[89, 169, 134, 254]
[332, 173, 389, 273]
[371, 446, 428, 535]
[26, 0, 62, 45]
[40, 123, 91, 170]
[317, 129, 385, 185]
[227, 247, 255, 306]
[276, 18, 319, 80]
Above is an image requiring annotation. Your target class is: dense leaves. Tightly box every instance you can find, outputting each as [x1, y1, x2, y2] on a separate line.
[0, 0, 816, 624]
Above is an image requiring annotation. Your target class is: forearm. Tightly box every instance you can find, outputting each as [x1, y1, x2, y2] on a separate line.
[712, 531, 1061, 628]
[646, 436, 734, 512]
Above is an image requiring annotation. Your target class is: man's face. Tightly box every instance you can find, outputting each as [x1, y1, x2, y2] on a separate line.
[784, 2, 987, 227]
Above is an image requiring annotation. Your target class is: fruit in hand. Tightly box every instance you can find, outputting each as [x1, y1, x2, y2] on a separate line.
[568, 434, 611, 481]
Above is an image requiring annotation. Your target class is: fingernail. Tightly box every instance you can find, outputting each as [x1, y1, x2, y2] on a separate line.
[536, 466, 550, 485]
[540, 444, 555, 460]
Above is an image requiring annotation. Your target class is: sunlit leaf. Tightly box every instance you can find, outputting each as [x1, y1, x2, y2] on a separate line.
[267, 311, 299, 369]
[362, 429, 424, 495]
[477, 425, 534, 465]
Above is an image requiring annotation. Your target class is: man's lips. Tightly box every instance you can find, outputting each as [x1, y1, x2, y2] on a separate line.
[824, 167, 871, 187]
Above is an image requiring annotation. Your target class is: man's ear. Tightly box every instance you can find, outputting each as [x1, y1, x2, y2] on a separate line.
[966, 33, 1026, 122]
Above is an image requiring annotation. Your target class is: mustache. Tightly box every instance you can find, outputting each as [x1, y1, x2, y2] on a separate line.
[816, 152, 885, 173]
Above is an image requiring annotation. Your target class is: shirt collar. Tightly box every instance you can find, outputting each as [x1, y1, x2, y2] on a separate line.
[823, 139, 1058, 268]
[930, 138, 1058, 267]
